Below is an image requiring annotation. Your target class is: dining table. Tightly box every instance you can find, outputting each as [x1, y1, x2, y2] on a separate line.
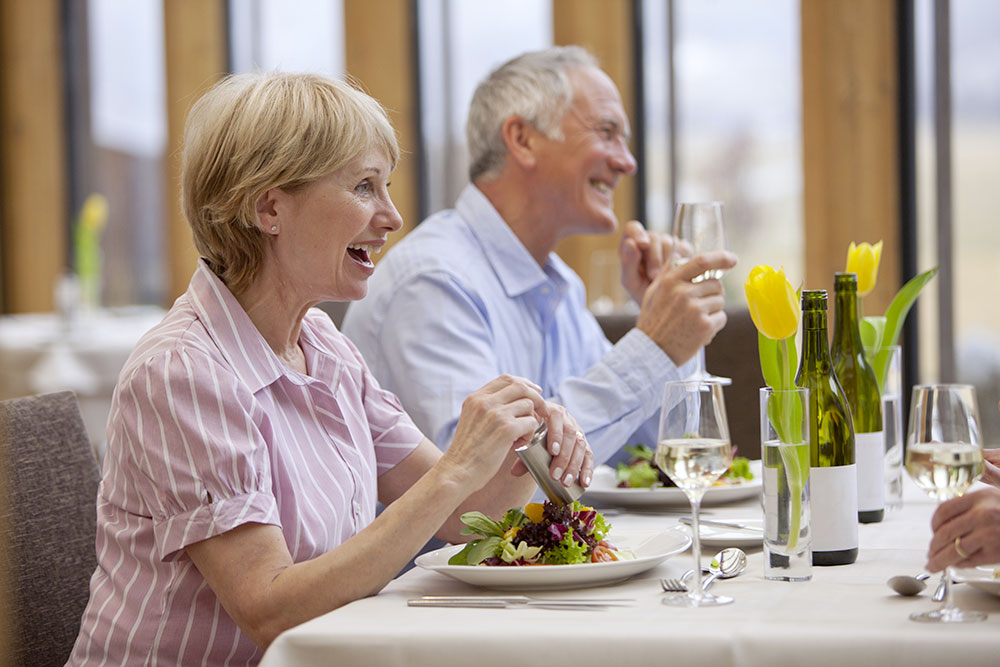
[260, 470, 1000, 667]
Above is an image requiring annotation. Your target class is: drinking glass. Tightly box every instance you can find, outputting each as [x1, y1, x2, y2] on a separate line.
[760, 387, 812, 581]
[671, 201, 731, 385]
[866, 344, 904, 510]
[658, 379, 735, 607]
[904, 383, 986, 623]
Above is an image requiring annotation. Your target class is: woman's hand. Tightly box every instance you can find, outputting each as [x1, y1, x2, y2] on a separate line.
[443, 375, 549, 485]
[510, 402, 595, 489]
[926, 487, 1000, 572]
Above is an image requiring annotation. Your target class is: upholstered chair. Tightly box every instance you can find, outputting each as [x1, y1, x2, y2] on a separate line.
[0, 391, 100, 667]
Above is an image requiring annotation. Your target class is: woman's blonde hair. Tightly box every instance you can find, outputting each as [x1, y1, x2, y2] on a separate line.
[181, 71, 399, 294]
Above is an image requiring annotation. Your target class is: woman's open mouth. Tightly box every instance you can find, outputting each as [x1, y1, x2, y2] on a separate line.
[346, 243, 379, 268]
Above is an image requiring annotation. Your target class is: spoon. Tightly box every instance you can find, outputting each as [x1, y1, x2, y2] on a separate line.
[700, 547, 748, 591]
[887, 572, 931, 596]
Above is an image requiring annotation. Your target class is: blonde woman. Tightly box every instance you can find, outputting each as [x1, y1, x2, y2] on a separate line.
[67, 72, 592, 666]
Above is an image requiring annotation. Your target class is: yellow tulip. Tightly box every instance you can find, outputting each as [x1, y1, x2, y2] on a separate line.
[845, 240, 882, 297]
[78, 193, 109, 233]
[744, 265, 800, 340]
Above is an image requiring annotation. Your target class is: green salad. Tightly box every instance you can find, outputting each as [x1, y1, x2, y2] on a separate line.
[615, 444, 753, 489]
[448, 501, 633, 566]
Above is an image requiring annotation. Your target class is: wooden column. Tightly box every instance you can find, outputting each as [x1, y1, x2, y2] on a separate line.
[343, 0, 420, 250]
[0, 0, 68, 313]
[162, 0, 227, 302]
[802, 0, 900, 313]
[552, 0, 638, 291]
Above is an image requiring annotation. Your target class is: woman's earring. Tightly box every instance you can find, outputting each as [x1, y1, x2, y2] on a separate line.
[270, 225, 278, 233]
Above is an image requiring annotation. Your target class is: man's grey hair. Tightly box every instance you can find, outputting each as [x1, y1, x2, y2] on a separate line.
[466, 45, 599, 182]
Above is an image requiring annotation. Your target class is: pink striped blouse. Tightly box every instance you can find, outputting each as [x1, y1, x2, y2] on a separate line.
[67, 261, 423, 666]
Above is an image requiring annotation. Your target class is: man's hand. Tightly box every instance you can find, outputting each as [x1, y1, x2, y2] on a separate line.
[981, 448, 1000, 487]
[633, 250, 739, 367]
[618, 220, 674, 304]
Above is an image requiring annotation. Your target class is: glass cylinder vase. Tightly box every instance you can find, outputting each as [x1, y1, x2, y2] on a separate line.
[866, 345, 904, 511]
[760, 387, 812, 581]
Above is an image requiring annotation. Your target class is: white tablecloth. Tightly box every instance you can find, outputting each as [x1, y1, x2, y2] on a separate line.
[0, 307, 165, 457]
[261, 477, 1000, 667]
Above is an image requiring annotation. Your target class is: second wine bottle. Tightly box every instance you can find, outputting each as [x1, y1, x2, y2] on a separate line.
[832, 272, 885, 523]
[796, 289, 859, 565]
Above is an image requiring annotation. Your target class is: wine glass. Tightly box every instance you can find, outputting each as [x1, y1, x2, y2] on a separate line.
[657, 379, 735, 607]
[904, 383, 986, 623]
[671, 201, 731, 385]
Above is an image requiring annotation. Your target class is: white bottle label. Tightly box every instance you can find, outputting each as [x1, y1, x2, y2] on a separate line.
[856, 430, 885, 513]
[810, 464, 859, 552]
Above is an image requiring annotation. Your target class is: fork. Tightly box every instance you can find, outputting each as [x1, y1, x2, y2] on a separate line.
[659, 577, 688, 593]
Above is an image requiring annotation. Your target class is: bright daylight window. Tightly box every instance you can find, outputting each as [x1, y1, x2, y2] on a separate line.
[642, 0, 802, 307]
[417, 0, 552, 218]
[74, 0, 167, 306]
[229, 0, 344, 76]
[915, 0, 1000, 440]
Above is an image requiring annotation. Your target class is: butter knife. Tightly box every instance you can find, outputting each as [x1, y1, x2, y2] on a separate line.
[678, 516, 763, 532]
[408, 595, 634, 609]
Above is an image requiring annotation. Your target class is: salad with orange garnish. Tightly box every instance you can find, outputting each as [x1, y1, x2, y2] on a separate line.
[448, 501, 635, 566]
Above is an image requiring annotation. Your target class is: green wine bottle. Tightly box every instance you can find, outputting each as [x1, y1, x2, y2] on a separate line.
[796, 290, 858, 566]
[832, 272, 885, 524]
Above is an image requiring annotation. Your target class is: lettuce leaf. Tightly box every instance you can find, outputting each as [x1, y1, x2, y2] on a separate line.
[448, 535, 502, 565]
[458, 511, 505, 538]
[615, 460, 660, 488]
[541, 530, 590, 565]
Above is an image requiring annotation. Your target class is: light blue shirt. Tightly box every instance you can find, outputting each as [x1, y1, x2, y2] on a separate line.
[342, 184, 693, 464]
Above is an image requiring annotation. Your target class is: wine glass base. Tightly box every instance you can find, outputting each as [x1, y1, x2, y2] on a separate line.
[909, 608, 987, 623]
[661, 592, 734, 608]
[689, 372, 732, 386]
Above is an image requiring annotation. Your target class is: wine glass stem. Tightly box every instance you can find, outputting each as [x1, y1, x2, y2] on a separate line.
[686, 348, 707, 380]
[942, 566, 955, 613]
[689, 495, 705, 598]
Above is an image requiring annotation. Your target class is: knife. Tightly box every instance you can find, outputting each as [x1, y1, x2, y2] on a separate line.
[678, 516, 763, 532]
[408, 595, 634, 609]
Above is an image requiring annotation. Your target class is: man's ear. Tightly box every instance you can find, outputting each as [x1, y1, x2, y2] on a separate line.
[500, 115, 541, 170]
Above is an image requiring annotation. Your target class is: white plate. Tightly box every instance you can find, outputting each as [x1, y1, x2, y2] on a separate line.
[414, 528, 691, 591]
[687, 518, 764, 548]
[954, 565, 1000, 596]
[583, 461, 762, 509]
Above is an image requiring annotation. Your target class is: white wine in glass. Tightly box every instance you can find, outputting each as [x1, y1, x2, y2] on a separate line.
[671, 201, 731, 384]
[657, 380, 735, 607]
[904, 383, 986, 623]
[671, 202, 728, 282]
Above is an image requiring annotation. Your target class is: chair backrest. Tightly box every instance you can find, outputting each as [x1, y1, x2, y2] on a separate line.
[0, 391, 100, 667]
[598, 308, 764, 460]
[705, 309, 765, 460]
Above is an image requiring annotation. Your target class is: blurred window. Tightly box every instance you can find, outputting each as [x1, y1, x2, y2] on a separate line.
[229, 0, 344, 76]
[69, 0, 167, 306]
[641, 0, 802, 306]
[417, 0, 552, 217]
[915, 0, 1000, 440]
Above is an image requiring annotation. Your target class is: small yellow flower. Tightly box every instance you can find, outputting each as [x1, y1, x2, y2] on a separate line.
[845, 240, 883, 296]
[744, 265, 800, 340]
[78, 193, 109, 233]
